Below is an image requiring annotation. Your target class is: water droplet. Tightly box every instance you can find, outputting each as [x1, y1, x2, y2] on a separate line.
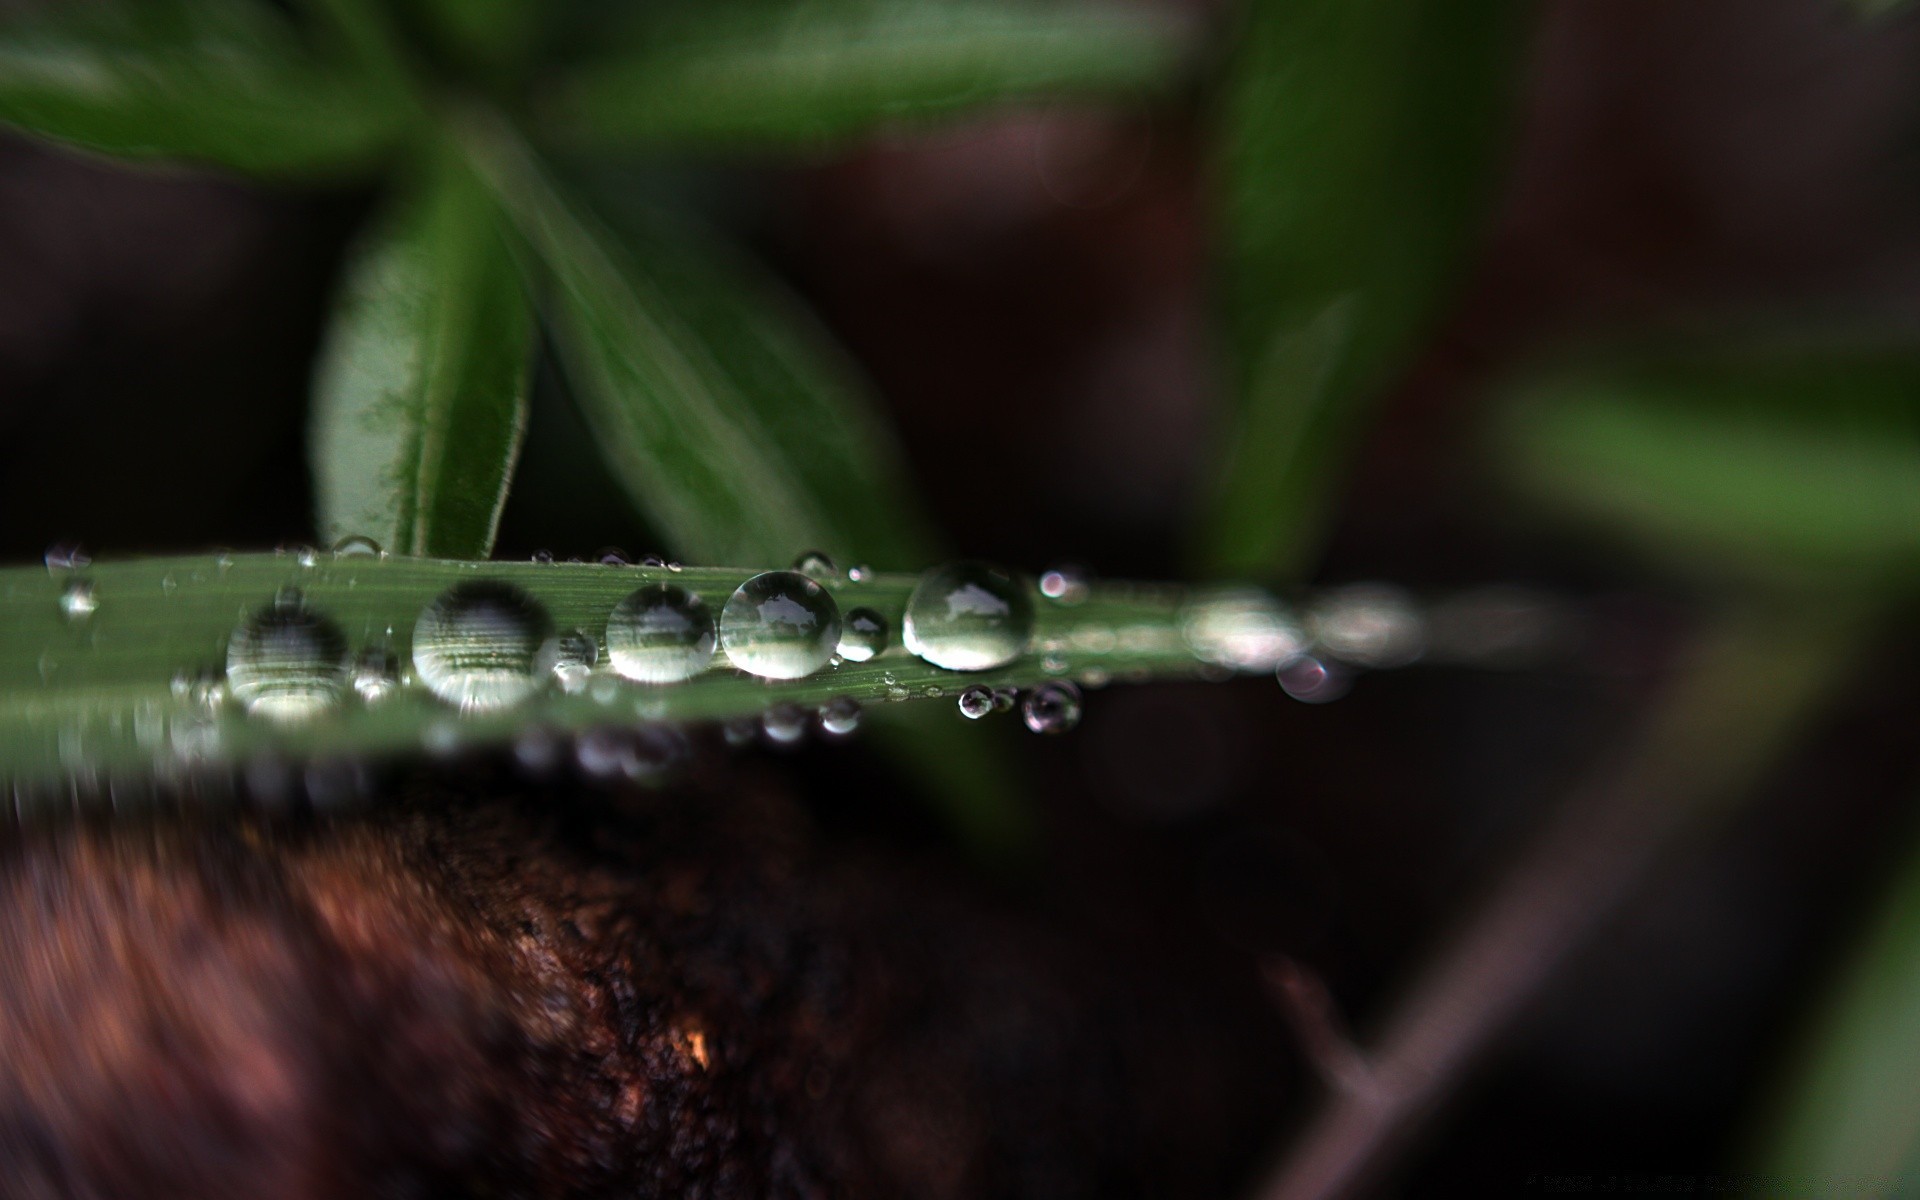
[957, 685, 994, 720]
[226, 592, 350, 723]
[1308, 584, 1424, 668]
[922, 684, 944, 698]
[1042, 653, 1068, 675]
[762, 703, 809, 746]
[58, 578, 96, 623]
[576, 725, 685, 784]
[992, 687, 1018, 714]
[846, 563, 873, 583]
[293, 545, 320, 569]
[792, 550, 838, 582]
[514, 726, 564, 775]
[838, 607, 889, 662]
[44, 543, 90, 573]
[1021, 681, 1083, 735]
[719, 571, 841, 680]
[819, 696, 862, 737]
[666, 561, 684, 573]
[598, 547, 630, 567]
[351, 646, 400, 703]
[1181, 590, 1306, 671]
[1038, 565, 1090, 605]
[639, 554, 667, 569]
[902, 561, 1034, 672]
[553, 629, 598, 694]
[722, 717, 759, 748]
[1079, 667, 1111, 689]
[530, 549, 555, 565]
[330, 534, 383, 559]
[411, 581, 558, 712]
[606, 584, 716, 684]
[1278, 655, 1349, 703]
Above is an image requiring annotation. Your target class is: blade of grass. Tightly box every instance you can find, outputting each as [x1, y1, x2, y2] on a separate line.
[541, 0, 1192, 151]
[1199, 0, 1523, 579]
[0, 0, 407, 176]
[405, 0, 541, 76]
[310, 141, 536, 560]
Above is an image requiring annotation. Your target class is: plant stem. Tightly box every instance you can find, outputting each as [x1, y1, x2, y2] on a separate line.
[1254, 602, 1867, 1200]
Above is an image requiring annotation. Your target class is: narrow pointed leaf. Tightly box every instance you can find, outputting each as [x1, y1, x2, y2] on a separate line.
[1199, 0, 1524, 578]
[0, 0, 406, 175]
[406, 0, 541, 75]
[471, 134, 935, 568]
[311, 146, 535, 559]
[543, 0, 1192, 150]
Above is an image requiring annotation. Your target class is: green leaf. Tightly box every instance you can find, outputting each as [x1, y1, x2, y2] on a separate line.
[1755, 821, 1920, 1193]
[1494, 348, 1920, 588]
[542, 0, 1192, 150]
[310, 144, 535, 559]
[470, 130, 937, 568]
[406, 0, 541, 75]
[1199, 0, 1525, 579]
[0, 0, 406, 176]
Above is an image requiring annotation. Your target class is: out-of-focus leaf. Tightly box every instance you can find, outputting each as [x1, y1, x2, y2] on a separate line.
[1200, 0, 1524, 579]
[543, 0, 1192, 150]
[473, 131, 936, 568]
[1756, 822, 1920, 1195]
[406, 0, 541, 75]
[1495, 350, 1920, 586]
[311, 144, 534, 559]
[0, 0, 405, 175]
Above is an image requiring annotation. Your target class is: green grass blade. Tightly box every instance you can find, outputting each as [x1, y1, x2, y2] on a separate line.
[0, 553, 1231, 797]
[405, 0, 541, 76]
[0, 0, 407, 176]
[311, 144, 536, 560]
[1198, 0, 1524, 579]
[541, 0, 1192, 151]
[1754, 822, 1920, 1195]
[469, 130, 934, 568]
[1493, 348, 1920, 588]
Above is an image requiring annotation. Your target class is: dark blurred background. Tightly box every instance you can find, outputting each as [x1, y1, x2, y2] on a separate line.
[3, 0, 1920, 1193]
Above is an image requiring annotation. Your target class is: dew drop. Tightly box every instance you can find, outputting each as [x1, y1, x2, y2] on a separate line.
[846, 563, 873, 583]
[762, 703, 809, 746]
[722, 717, 759, 748]
[819, 696, 862, 737]
[838, 607, 889, 663]
[1181, 590, 1307, 672]
[793, 550, 838, 582]
[351, 646, 400, 704]
[902, 561, 1034, 672]
[330, 534, 383, 559]
[991, 687, 1018, 714]
[411, 581, 558, 712]
[639, 554, 668, 569]
[957, 685, 994, 720]
[1020, 681, 1083, 735]
[226, 591, 350, 723]
[58, 578, 96, 623]
[1278, 655, 1350, 704]
[719, 571, 841, 680]
[606, 584, 716, 684]
[1038, 565, 1090, 606]
[553, 629, 599, 695]
[44, 543, 90, 573]
[1308, 584, 1424, 668]
[530, 549, 556, 565]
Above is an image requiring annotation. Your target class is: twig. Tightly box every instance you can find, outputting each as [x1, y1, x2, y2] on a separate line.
[1254, 603, 1868, 1200]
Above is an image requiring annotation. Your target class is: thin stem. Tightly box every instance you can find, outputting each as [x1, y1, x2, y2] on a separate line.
[1255, 602, 1868, 1200]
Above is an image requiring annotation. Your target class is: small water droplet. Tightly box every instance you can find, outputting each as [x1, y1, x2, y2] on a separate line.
[1278, 655, 1349, 703]
[819, 696, 862, 737]
[957, 685, 994, 720]
[160, 573, 178, 596]
[1038, 565, 1090, 605]
[666, 561, 684, 573]
[762, 703, 809, 746]
[902, 561, 1034, 672]
[885, 684, 910, 702]
[1042, 653, 1068, 675]
[530, 549, 555, 564]
[837, 607, 889, 662]
[412, 581, 558, 712]
[1021, 681, 1083, 735]
[44, 543, 90, 573]
[792, 550, 838, 582]
[846, 563, 873, 583]
[58, 578, 96, 623]
[553, 629, 599, 694]
[351, 646, 400, 704]
[1181, 590, 1307, 671]
[606, 584, 716, 684]
[1078, 667, 1111, 689]
[293, 545, 320, 569]
[330, 534, 383, 559]
[722, 717, 759, 748]
[992, 687, 1018, 713]
[639, 554, 667, 569]
[922, 684, 944, 699]
[720, 571, 841, 680]
[1308, 584, 1424, 668]
[597, 547, 630, 566]
[226, 595, 350, 723]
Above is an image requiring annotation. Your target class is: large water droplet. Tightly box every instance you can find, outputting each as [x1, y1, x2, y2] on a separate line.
[719, 571, 840, 680]
[58, 578, 96, 623]
[412, 581, 558, 712]
[1020, 681, 1083, 735]
[838, 607, 889, 663]
[957, 685, 994, 720]
[606, 584, 716, 684]
[226, 591, 350, 723]
[902, 561, 1034, 672]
